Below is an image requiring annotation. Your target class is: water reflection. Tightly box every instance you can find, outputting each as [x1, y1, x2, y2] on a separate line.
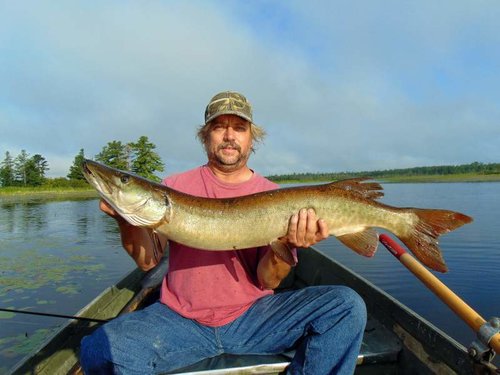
[103, 216, 121, 237]
[24, 201, 48, 232]
[76, 216, 89, 239]
[72, 200, 95, 242]
[0, 202, 17, 233]
[0, 201, 47, 234]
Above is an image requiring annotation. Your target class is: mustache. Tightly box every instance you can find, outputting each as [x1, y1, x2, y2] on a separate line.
[217, 142, 241, 152]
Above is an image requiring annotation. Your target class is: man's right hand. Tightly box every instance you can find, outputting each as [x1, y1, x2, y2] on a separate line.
[285, 208, 329, 248]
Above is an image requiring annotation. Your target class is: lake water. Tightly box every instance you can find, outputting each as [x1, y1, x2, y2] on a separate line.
[0, 198, 136, 373]
[0, 182, 499, 372]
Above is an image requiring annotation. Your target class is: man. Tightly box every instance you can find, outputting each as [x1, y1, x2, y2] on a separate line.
[80, 91, 366, 374]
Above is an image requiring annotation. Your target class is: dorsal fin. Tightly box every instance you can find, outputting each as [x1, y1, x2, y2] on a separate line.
[326, 178, 384, 200]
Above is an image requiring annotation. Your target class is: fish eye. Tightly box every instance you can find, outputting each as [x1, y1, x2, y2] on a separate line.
[120, 175, 130, 184]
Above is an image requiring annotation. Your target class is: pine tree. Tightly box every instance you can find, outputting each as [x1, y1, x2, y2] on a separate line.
[68, 149, 86, 180]
[14, 150, 30, 186]
[129, 136, 164, 181]
[26, 154, 49, 186]
[95, 141, 129, 170]
[0, 151, 15, 187]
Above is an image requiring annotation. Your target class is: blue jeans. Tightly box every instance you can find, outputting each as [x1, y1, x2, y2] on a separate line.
[80, 285, 366, 374]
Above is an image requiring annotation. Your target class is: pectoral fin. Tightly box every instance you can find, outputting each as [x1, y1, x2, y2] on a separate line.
[337, 229, 379, 257]
[270, 240, 297, 266]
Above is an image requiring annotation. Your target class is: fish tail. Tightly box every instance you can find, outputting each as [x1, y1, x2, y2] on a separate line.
[398, 209, 472, 273]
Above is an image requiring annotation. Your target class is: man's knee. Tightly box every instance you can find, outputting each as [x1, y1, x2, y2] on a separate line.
[344, 287, 367, 329]
[325, 285, 367, 330]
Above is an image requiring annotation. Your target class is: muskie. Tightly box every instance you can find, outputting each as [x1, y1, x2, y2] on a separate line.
[82, 159, 472, 272]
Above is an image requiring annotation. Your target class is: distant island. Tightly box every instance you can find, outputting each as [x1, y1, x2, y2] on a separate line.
[267, 161, 500, 184]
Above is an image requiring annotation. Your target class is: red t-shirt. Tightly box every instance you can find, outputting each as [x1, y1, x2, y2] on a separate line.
[159, 165, 280, 327]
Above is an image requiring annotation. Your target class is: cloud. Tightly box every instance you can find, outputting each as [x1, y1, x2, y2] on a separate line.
[1, 1, 499, 178]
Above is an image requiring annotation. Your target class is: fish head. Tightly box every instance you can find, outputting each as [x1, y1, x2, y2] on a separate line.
[82, 159, 168, 228]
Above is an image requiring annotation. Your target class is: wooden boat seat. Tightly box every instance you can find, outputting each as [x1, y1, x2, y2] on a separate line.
[167, 315, 402, 374]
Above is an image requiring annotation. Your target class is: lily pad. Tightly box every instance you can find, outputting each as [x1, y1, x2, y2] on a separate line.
[0, 328, 54, 357]
[0, 250, 105, 296]
[0, 310, 15, 319]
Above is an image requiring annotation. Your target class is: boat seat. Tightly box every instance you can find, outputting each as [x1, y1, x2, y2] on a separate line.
[166, 315, 402, 374]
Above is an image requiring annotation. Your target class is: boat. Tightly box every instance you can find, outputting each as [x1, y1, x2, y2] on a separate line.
[9, 247, 498, 374]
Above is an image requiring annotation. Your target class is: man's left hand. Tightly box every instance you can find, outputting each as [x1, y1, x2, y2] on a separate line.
[285, 208, 329, 248]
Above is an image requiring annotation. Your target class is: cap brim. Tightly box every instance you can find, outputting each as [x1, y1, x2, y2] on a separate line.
[205, 111, 253, 124]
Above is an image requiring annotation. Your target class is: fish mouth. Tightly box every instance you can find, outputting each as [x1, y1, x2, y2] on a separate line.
[82, 159, 99, 180]
[82, 161, 99, 187]
[82, 160, 115, 195]
[82, 161, 92, 176]
[81, 160, 96, 185]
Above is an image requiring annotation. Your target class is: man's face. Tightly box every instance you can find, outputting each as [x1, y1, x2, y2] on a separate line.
[206, 114, 253, 172]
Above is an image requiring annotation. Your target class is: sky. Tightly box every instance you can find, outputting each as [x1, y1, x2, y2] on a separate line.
[1, 1, 499, 178]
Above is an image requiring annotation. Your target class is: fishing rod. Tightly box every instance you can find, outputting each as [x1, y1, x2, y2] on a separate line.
[379, 234, 500, 361]
[0, 308, 109, 323]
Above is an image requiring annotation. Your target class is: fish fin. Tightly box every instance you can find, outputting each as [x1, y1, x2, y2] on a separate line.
[337, 229, 379, 257]
[270, 240, 297, 266]
[327, 178, 384, 200]
[399, 209, 473, 273]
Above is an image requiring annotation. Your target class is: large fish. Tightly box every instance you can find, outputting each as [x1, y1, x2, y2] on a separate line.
[82, 159, 472, 272]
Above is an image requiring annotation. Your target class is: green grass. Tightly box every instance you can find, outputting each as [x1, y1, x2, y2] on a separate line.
[0, 186, 97, 201]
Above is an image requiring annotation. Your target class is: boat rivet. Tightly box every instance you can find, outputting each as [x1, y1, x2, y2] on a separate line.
[490, 317, 500, 329]
[468, 347, 477, 357]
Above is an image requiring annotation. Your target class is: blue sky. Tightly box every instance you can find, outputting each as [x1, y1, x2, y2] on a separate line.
[1, 1, 499, 178]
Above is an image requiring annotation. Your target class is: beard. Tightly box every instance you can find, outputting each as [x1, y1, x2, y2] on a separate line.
[208, 141, 251, 171]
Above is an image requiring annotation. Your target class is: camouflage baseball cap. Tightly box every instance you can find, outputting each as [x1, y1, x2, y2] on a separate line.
[204, 91, 254, 124]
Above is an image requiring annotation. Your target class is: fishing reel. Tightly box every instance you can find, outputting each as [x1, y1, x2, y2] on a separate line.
[468, 316, 499, 363]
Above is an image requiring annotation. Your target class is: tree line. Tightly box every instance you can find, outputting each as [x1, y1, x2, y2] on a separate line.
[0, 135, 164, 188]
[2, 141, 499, 187]
[267, 162, 500, 182]
[0, 150, 49, 187]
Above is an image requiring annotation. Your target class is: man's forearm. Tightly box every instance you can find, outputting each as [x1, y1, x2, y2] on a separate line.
[118, 221, 164, 271]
